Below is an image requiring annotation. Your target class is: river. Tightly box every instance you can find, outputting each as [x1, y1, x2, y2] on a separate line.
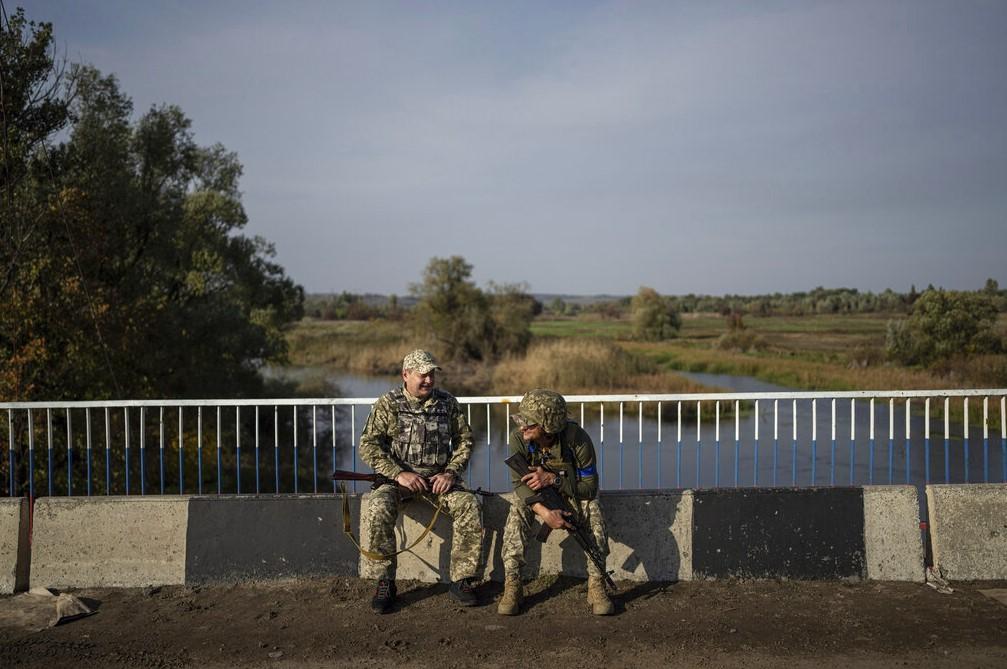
[265, 367, 1004, 494]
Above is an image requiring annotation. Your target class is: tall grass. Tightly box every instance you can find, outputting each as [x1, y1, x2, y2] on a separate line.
[286, 319, 413, 374]
[489, 339, 712, 395]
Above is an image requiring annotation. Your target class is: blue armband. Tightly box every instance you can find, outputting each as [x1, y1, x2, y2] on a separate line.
[576, 465, 596, 477]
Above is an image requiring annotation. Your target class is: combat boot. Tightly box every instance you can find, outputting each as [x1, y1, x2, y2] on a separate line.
[587, 576, 614, 616]
[497, 575, 523, 616]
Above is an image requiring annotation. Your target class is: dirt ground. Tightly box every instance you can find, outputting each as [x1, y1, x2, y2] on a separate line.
[2, 576, 1006, 668]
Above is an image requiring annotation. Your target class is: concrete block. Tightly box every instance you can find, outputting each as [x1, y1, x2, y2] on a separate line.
[484, 492, 692, 583]
[0, 498, 30, 593]
[185, 495, 361, 583]
[601, 491, 692, 581]
[31, 497, 189, 588]
[693, 488, 866, 579]
[927, 484, 1007, 580]
[863, 486, 924, 581]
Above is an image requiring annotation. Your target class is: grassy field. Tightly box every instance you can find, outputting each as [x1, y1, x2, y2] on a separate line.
[533, 312, 1007, 392]
[286, 312, 1006, 396]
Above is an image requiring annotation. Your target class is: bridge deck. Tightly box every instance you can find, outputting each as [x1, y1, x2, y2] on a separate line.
[2, 576, 1006, 667]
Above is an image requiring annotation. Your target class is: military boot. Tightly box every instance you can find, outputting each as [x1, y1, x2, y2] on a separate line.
[497, 576, 523, 616]
[587, 576, 614, 616]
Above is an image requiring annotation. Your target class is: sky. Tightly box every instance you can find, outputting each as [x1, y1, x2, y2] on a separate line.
[15, 0, 1007, 296]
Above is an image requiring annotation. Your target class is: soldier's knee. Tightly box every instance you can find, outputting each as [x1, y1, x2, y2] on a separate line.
[451, 493, 481, 518]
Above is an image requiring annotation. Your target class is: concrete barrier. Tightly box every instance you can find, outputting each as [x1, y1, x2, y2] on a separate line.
[31, 497, 190, 589]
[927, 484, 1007, 580]
[0, 498, 30, 593]
[692, 488, 867, 579]
[186, 496, 360, 583]
[31, 496, 359, 588]
[863, 486, 923, 582]
[21, 486, 969, 587]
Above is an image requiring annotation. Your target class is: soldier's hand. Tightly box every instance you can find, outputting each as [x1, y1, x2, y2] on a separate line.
[541, 508, 574, 530]
[521, 466, 558, 491]
[429, 471, 455, 494]
[396, 471, 428, 493]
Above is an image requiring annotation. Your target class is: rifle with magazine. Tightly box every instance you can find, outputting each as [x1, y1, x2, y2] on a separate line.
[504, 452, 616, 591]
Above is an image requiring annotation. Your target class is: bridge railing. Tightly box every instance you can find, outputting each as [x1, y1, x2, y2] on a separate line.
[2, 389, 1005, 497]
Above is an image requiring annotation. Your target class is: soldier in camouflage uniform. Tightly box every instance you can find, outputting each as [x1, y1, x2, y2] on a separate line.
[358, 350, 483, 613]
[499, 389, 614, 616]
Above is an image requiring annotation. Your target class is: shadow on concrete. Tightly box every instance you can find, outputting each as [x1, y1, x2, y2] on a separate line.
[603, 490, 685, 583]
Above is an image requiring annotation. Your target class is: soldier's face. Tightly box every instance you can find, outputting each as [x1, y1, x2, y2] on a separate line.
[402, 368, 436, 399]
[518, 423, 546, 444]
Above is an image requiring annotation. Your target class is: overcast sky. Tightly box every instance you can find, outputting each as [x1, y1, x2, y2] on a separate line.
[18, 1, 1007, 296]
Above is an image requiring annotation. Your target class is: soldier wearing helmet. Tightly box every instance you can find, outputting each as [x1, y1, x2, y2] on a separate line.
[358, 349, 483, 613]
[498, 389, 614, 616]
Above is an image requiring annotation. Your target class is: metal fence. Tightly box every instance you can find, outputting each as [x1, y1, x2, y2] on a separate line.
[2, 389, 1005, 498]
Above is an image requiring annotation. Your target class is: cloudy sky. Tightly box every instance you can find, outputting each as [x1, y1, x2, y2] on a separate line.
[18, 1, 1007, 296]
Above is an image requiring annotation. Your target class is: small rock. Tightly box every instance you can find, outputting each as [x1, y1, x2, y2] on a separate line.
[268, 650, 284, 659]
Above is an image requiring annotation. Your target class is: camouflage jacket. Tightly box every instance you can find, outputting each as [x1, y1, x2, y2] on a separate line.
[507, 421, 599, 504]
[359, 386, 473, 480]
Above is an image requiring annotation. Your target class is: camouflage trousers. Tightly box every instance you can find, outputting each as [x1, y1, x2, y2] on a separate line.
[501, 497, 609, 579]
[363, 484, 483, 582]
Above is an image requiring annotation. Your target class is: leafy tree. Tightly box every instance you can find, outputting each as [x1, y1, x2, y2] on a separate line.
[886, 289, 1001, 366]
[410, 256, 535, 361]
[488, 282, 538, 356]
[1, 12, 302, 401]
[411, 256, 493, 360]
[631, 286, 681, 341]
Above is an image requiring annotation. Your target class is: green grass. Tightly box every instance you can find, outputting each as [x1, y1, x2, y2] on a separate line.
[530, 318, 633, 339]
[530, 312, 1005, 392]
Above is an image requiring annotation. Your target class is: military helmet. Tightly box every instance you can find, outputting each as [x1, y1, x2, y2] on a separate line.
[513, 389, 568, 434]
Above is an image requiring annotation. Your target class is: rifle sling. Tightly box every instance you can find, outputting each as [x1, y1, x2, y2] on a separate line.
[339, 483, 446, 562]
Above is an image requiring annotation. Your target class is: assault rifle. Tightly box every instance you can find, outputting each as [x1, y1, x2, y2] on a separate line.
[330, 469, 493, 496]
[504, 452, 616, 591]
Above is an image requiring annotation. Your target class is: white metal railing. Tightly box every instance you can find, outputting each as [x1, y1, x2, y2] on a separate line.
[2, 389, 1005, 497]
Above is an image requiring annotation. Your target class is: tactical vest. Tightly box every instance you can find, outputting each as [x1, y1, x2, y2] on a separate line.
[389, 388, 453, 475]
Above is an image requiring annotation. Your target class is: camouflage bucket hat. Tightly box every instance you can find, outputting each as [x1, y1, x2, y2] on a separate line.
[402, 349, 441, 374]
[512, 389, 568, 434]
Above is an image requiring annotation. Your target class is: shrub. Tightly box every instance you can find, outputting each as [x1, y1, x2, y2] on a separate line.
[885, 290, 1001, 366]
[631, 287, 681, 341]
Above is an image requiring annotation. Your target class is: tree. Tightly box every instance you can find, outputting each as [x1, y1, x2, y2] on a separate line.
[1, 14, 303, 401]
[410, 256, 535, 361]
[631, 286, 681, 341]
[488, 282, 538, 357]
[411, 256, 493, 360]
[1, 9, 79, 399]
[886, 289, 1001, 366]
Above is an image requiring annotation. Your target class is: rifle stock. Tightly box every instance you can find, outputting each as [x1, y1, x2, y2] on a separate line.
[504, 452, 616, 591]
